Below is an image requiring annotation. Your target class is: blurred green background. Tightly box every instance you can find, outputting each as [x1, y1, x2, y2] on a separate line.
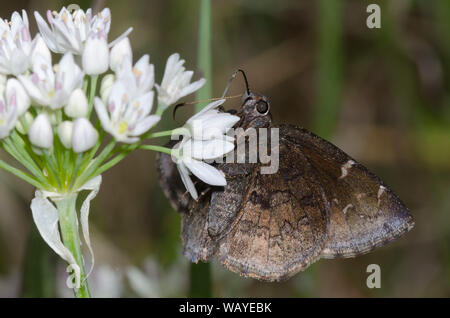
[1, 0, 449, 297]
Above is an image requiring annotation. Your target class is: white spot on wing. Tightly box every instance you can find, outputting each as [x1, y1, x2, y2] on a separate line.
[377, 185, 386, 207]
[339, 160, 355, 179]
[343, 203, 353, 215]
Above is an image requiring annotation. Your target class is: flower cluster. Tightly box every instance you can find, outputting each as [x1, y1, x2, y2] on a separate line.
[0, 6, 236, 296]
[173, 99, 239, 199]
[0, 6, 210, 168]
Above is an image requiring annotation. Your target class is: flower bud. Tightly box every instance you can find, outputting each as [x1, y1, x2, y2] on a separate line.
[82, 32, 109, 75]
[57, 121, 74, 149]
[110, 37, 132, 72]
[72, 118, 98, 153]
[29, 114, 53, 149]
[6, 78, 30, 117]
[100, 74, 115, 103]
[15, 111, 34, 135]
[31, 36, 52, 65]
[47, 112, 58, 125]
[65, 88, 89, 118]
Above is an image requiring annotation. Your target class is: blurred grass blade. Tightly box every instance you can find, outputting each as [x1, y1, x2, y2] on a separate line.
[189, 0, 213, 298]
[21, 225, 57, 297]
[314, 0, 343, 139]
[189, 261, 212, 297]
[195, 0, 212, 112]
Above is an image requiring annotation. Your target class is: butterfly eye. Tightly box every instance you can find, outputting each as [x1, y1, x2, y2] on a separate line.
[256, 101, 269, 114]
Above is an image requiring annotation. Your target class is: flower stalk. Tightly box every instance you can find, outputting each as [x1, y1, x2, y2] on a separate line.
[54, 193, 91, 298]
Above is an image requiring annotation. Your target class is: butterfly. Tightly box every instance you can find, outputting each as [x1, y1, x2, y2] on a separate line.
[157, 77, 414, 282]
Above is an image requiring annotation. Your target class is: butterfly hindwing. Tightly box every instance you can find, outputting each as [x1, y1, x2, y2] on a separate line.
[216, 141, 329, 281]
[181, 172, 254, 263]
[278, 125, 414, 259]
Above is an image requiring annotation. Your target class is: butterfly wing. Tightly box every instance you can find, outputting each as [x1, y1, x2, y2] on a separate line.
[216, 141, 329, 281]
[279, 125, 414, 259]
[181, 170, 254, 263]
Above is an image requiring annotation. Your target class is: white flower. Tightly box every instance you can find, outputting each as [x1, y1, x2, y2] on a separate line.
[175, 138, 229, 200]
[110, 37, 132, 73]
[119, 55, 155, 98]
[82, 31, 109, 75]
[0, 80, 22, 139]
[29, 114, 53, 148]
[31, 36, 52, 65]
[100, 74, 115, 103]
[65, 88, 88, 118]
[34, 7, 132, 55]
[57, 120, 73, 149]
[19, 53, 84, 110]
[184, 99, 240, 140]
[0, 78, 31, 138]
[0, 10, 42, 76]
[112, 37, 154, 98]
[72, 118, 98, 153]
[172, 99, 239, 199]
[94, 80, 160, 143]
[180, 138, 235, 162]
[155, 53, 205, 107]
[6, 78, 30, 117]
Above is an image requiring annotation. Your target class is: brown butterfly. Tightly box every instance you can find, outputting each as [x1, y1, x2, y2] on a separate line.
[157, 75, 414, 282]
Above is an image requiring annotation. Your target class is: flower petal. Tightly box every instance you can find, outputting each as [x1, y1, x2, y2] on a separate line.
[6, 78, 30, 116]
[110, 37, 132, 72]
[184, 159, 227, 187]
[179, 78, 206, 99]
[183, 138, 235, 160]
[187, 99, 225, 122]
[177, 162, 198, 200]
[94, 97, 112, 133]
[108, 27, 134, 48]
[34, 11, 59, 53]
[78, 175, 102, 280]
[30, 191, 81, 286]
[129, 115, 160, 137]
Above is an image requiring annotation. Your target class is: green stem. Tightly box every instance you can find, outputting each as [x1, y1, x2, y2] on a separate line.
[144, 129, 181, 139]
[72, 140, 116, 190]
[314, 0, 342, 139]
[43, 150, 62, 191]
[1, 139, 51, 189]
[139, 145, 175, 156]
[55, 193, 91, 298]
[0, 159, 44, 189]
[87, 75, 98, 118]
[92, 142, 139, 177]
[155, 103, 168, 116]
[189, 0, 212, 298]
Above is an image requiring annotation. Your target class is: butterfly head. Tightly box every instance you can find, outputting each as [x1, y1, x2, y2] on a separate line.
[236, 92, 272, 129]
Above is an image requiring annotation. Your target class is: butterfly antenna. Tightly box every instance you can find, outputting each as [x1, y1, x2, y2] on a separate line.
[172, 95, 242, 121]
[221, 69, 251, 99]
